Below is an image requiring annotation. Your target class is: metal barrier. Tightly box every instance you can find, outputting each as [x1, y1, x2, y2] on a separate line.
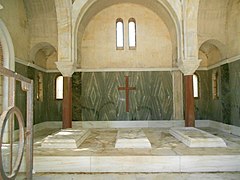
[0, 66, 33, 180]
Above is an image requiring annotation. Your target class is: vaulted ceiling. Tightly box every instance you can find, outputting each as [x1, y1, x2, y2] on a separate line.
[198, 0, 229, 46]
[23, 0, 57, 49]
[21, 0, 239, 66]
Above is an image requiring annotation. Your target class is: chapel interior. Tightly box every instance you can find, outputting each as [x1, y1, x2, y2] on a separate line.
[0, 0, 240, 179]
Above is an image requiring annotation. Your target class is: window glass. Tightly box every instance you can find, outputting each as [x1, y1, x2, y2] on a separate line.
[193, 74, 199, 98]
[128, 19, 136, 48]
[116, 19, 124, 48]
[56, 76, 63, 100]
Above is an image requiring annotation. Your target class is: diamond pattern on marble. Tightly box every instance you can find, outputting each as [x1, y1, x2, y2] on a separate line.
[78, 72, 173, 121]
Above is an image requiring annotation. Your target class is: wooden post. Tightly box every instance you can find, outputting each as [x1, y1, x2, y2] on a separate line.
[62, 77, 72, 129]
[184, 75, 195, 127]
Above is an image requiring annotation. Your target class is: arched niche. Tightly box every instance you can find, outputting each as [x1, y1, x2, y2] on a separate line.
[198, 39, 226, 67]
[29, 42, 57, 70]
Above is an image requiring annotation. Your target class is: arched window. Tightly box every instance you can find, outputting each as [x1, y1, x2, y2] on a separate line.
[56, 75, 63, 100]
[37, 72, 43, 101]
[128, 18, 136, 49]
[212, 71, 219, 99]
[116, 18, 124, 49]
[193, 73, 199, 98]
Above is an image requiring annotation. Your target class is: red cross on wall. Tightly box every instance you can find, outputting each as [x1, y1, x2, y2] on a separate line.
[118, 76, 136, 112]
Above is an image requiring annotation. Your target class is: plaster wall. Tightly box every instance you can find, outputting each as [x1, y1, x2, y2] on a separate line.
[0, 0, 29, 61]
[80, 3, 172, 69]
[198, 0, 227, 50]
[227, 0, 240, 57]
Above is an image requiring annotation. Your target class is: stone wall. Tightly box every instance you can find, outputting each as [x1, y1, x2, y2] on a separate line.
[80, 3, 173, 69]
[0, 0, 29, 61]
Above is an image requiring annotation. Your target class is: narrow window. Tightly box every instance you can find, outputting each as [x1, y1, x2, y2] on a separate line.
[193, 73, 199, 98]
[37, 73, 43, 101]
[116, 18, 124, 49]
[128, 18, 136, 49]
[212, 71, 219, 99]
[56, 75, 63, 100]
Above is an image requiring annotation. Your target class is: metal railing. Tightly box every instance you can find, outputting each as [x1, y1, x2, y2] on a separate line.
[0, 66, 33, 180]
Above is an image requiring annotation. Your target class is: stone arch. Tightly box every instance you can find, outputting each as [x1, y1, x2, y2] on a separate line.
[0, 19, 15, 112]
[0, 19, 15, 70]
[29, 42, 57, 69]
[199, 39, 226, 67]
[73, 0, 182, 66]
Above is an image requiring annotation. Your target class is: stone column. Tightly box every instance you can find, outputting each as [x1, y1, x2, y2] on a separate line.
[178, 59, 201, 127]
[56, 61, 75, 129]
[172, 70, 184, 120]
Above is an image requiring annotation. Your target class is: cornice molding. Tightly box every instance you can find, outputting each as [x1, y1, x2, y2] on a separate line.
[76, 67, 179, 72]
[15, 54, 240, 73]
[198, 54, 240, 71]
[15, 58, 59, 73]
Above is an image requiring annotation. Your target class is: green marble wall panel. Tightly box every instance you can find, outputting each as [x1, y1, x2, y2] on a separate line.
[221, 64, 231, 124]
[72, 72, 82, 121]
[229, 59, 240, 126]
[45, 73, 62, 122]
[15, 63, 62, 125]
[15, 60, 240, 126]
[74, 71, 173, 121]
[196, 60, 240, 127]
[194, 71, 210, 120]
[15, 63, 27, 127]
[195, 68, 224, 123]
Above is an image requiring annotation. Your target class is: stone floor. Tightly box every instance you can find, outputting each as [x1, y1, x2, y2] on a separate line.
[34, 127, 240, 156]
[17, 172, 240, 180]
[13, 127, 240, 179]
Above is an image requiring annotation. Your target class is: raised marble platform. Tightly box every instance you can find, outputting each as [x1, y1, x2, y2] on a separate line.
[170, 127, 227, 148]
[20, 128, 240, 173]
[115, 128, 151, 148]
[41, 129, 90, 149]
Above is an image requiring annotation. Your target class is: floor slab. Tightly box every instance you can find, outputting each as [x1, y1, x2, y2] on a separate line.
[115, 128, 151, 148]
[170, 127, 227, 148]
[41, 129, 90, 149]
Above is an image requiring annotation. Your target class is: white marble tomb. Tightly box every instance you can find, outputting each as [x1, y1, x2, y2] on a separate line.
[170, 127, 227, 148]
[41, 129, 90, 149]
[115, 128, 151, 148]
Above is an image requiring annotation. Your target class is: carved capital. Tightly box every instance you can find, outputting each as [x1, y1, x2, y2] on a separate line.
[177, 58, 202, 75]
[55, 61, 76, 77]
